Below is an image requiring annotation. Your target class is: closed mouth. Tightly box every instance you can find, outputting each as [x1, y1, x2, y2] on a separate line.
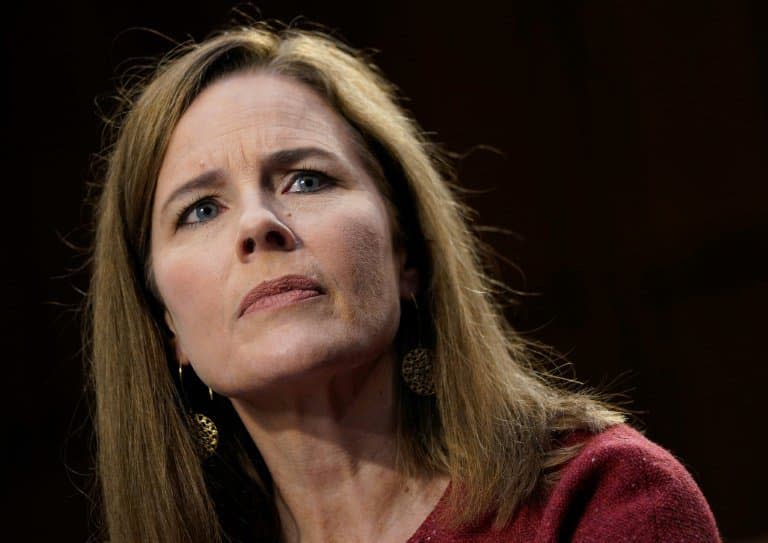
[238, 274, 324, 317]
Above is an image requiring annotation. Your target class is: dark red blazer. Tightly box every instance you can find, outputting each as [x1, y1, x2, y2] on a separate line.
[408, 424, 720, 542]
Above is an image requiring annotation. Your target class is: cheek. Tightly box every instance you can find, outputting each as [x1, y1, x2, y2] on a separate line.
[347, 223, 387, 307]
[326, 207, 399, 321]
[153, 245, 228, 339]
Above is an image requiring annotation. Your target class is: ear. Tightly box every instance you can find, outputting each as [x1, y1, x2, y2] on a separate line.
[164, 310, 189, 366]
[397, 250, 420, 299]
[163, 309, 177, 335]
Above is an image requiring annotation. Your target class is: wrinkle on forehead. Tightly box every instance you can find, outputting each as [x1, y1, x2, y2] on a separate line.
[154, 69, 391, 231]
[161, 72, 371, 173]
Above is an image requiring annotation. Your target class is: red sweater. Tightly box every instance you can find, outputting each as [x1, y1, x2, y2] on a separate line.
[407, 424, 720, 542]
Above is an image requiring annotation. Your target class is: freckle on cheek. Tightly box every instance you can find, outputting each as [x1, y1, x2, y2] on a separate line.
[337, 220, 386, 317]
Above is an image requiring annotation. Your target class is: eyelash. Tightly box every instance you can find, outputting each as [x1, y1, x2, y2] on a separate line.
[175, 193, 222, 230]
[284, 168, 333, 194]
[174, 169, 334, 230]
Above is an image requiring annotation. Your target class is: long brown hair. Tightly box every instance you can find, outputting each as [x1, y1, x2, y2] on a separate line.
[85, 22, 624, 543]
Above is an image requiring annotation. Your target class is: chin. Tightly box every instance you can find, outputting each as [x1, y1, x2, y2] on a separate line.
[221, 333, 395, 399]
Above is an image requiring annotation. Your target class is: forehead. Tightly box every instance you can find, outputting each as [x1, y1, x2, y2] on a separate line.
[158, 70, 368, 178]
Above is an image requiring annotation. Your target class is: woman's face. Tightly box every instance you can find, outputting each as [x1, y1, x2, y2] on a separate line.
[150, 71, 415, 400]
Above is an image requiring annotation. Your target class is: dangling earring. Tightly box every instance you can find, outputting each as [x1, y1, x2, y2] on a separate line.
[188, 412, 218, 459]
[401, 293, 436, 396]
[178, 361, 219, 459]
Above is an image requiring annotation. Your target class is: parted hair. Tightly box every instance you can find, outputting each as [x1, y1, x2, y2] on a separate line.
[85, 22, 625, 543]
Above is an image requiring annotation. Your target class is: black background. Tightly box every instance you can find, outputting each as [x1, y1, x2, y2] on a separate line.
[3, 1, 766, 541]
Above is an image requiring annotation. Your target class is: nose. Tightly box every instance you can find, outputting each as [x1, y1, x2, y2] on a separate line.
[237, 201, 298, 258]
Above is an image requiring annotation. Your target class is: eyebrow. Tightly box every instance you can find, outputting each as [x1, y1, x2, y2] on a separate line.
[159, 146, 341, 215]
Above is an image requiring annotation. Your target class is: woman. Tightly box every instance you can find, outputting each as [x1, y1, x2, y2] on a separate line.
[86, 23, 720, 542]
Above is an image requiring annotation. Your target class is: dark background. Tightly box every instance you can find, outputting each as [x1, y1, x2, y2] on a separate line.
[3, 1, 766, 541]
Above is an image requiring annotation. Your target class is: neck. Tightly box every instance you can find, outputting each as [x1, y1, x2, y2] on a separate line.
[229, 350, 449, 543]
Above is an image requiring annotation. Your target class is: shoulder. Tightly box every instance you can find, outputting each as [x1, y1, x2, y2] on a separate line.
[535, 423, 721, 542]
[409, 424, 721, 543]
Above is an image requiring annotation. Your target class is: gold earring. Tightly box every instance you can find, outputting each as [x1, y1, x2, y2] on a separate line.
[188, 412, 219, 458]
[178, 362, 219, 458]
[178, 361, 215, 401]
[402, 347, 435, 395]
[401, 293, 435, 396]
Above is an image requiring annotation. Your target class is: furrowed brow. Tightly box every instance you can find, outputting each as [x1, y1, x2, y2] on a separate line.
[159, 147, 342, 215]
[160, 169, 226, 215]
[260, 146, 340, 174]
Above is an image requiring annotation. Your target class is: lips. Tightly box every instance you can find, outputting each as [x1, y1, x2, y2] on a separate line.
[238, 274, 323, 317]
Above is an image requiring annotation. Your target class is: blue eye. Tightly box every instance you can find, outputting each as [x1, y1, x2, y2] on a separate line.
[180, 199, 220, 227]
[287, 171, 330, 193]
